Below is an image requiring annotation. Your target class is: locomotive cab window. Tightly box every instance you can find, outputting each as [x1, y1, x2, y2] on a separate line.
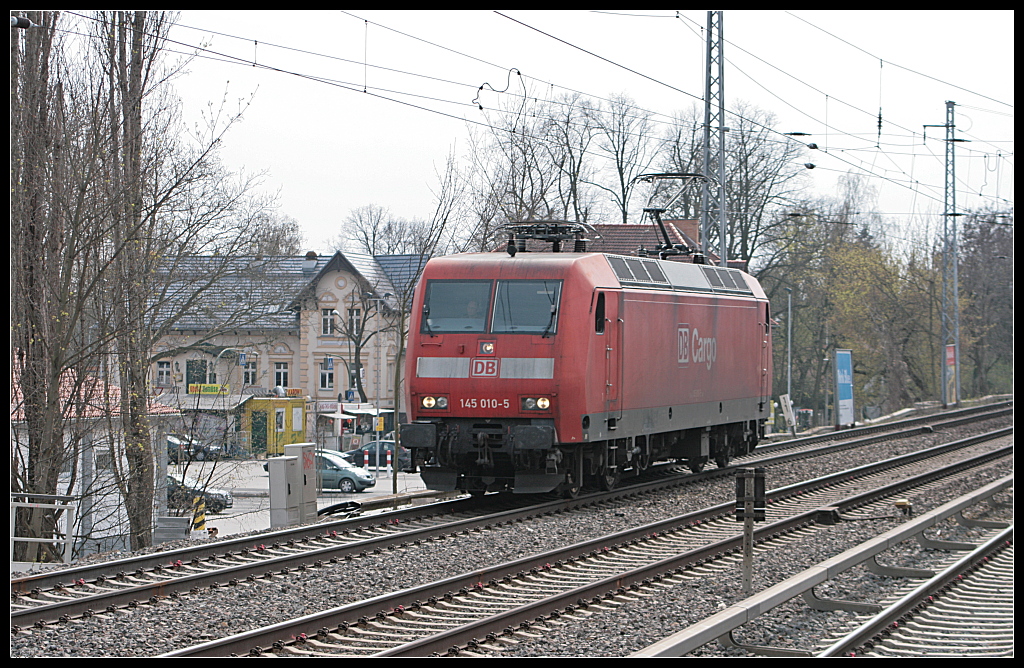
[421, 280, 493, 333]
[492, 280, 562, 335]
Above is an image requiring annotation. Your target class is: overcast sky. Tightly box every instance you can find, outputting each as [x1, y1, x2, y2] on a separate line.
[168, 10, 1014, 252]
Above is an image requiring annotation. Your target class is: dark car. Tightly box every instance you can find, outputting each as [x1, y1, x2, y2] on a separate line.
[166, 472, 233, 514]
[317, 450, 376, 493]
[342, 440, 411, 470]
[167, 434, 221, 463]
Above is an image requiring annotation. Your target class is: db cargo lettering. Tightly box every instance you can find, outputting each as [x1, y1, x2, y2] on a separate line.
[678, 325, 716, 370]
[692, 328, 717, 370]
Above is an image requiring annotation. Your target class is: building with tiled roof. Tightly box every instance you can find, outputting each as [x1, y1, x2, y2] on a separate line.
[150, 250, 413, 453]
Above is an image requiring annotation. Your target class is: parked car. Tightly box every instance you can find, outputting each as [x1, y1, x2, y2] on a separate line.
[166, 472, 233, 514]
[341, 440, 411, 470]
[262, 450, 376, 493]
[167, 434, 221, 463]
[317, 450, 376, 493]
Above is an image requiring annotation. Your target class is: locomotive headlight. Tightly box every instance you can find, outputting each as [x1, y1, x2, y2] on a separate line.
[536, 397, 550, 410]
[421, 396, 448, 409]
[523, 397, 537, 410]
[521, 397, 551, 411]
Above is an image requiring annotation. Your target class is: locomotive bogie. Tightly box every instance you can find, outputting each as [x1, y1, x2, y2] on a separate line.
[402, 251, 772, 495]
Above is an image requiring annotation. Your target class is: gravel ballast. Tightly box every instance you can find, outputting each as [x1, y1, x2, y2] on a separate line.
[11, 419, 1012, 657]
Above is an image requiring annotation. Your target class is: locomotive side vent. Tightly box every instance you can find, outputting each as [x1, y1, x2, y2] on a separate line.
[608, 255, 670, 287]
[701, 266, 752, 295]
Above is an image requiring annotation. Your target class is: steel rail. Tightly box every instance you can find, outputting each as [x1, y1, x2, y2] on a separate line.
[632, 475, 1012, 657]
[13, 424, 1010, 630]
[160, 430, 1011, 657]
[13, 401, 1008, 597]
[818, 525, 1014, 657]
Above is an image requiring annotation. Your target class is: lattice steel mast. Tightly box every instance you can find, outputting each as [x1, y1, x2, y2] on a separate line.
[700, 10, 728, 267]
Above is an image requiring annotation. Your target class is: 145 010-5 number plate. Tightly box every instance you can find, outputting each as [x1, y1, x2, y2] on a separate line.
[459, 398, 511, 409]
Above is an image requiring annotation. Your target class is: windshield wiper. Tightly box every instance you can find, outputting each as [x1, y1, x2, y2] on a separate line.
[541, 303, 557, 338]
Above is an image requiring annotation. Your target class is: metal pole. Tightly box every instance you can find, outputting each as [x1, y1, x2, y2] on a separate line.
[715, 12, 728, 268]
[785, 287, 792, 399]
[701, 10, 727, 265]
[929, 101, 963, 408]
[945, 101, 962, 407]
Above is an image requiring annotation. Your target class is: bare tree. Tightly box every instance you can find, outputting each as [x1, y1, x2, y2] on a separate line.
[958, 209, 1014, 396]
[11, 10, 103, 560]
[386, 153, 464, 494]
[460, 91, 567, 250]
[11, 10, 279, 556]
[588, 93, 658, 225]
[658, 102, 807, 267]
[540, 92, 600, 224]
[334, 204, 441, 256]
[249, 212, 306, 256]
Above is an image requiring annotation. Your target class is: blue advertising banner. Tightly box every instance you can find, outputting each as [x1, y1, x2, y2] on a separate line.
[835, 349, 854, 427]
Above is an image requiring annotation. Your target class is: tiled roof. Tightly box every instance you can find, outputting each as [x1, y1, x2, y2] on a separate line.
[586, 222, 693, 257]
[11, 365, 179, 422]
[338, 252, 397, 298]
[375, 254, 429, 297]
[154, 251, 427, 332]
[155, 255, 330, 331]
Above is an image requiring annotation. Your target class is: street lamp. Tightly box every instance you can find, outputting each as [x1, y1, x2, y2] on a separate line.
[212, 347, 246, 456]
[363, 292, 393, 483]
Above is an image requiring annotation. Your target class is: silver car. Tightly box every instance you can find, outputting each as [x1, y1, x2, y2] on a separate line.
[318, 450, 375, 493]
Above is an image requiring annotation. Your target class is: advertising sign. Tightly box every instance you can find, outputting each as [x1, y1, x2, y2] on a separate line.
[187, 383, 228, 395]
[834, 349, 855, 427]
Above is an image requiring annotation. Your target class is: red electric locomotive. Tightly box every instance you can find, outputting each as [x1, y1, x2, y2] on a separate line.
[401, 224, 772, 496]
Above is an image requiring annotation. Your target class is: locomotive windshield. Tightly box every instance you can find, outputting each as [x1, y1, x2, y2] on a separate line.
[492, 280, 562, 335]
[421, 279, 562, 335]
[421, 280, 493, 333]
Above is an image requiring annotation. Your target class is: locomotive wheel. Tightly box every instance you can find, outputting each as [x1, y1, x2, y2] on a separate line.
[599, 469, 620, 491]
[688, 457, 706, 474]
[715, 451, 731, 468]
[562, 451, 584, 498]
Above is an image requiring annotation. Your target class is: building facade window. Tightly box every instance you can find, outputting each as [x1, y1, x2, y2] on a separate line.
[156, 361, 172, 386]
[242, 357, 259, 386]
[274, 362, 289, 388]
[319, 360, 335, 390]
[322, 309, 336, 335]
[347, 308, 361, 334]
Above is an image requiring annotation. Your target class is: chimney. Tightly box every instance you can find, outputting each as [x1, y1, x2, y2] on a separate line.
[665, 219, 701, 249]
[302, 250, 318, 271]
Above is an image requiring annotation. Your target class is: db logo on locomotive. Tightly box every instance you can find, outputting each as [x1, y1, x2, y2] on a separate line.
[471, 358, 499, 377]
[678, 324, 717, 370]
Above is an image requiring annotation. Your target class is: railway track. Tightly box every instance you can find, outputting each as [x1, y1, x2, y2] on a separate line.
[632, 474, 1012, 657]
[820, 526, 1013, 657]
[10, 405, 1009, 632]
[156, 427, 1011, 657]
[10, 405, 1011, 657]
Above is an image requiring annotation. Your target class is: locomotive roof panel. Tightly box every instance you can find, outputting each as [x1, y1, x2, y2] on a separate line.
[604, 254, 753, 296]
